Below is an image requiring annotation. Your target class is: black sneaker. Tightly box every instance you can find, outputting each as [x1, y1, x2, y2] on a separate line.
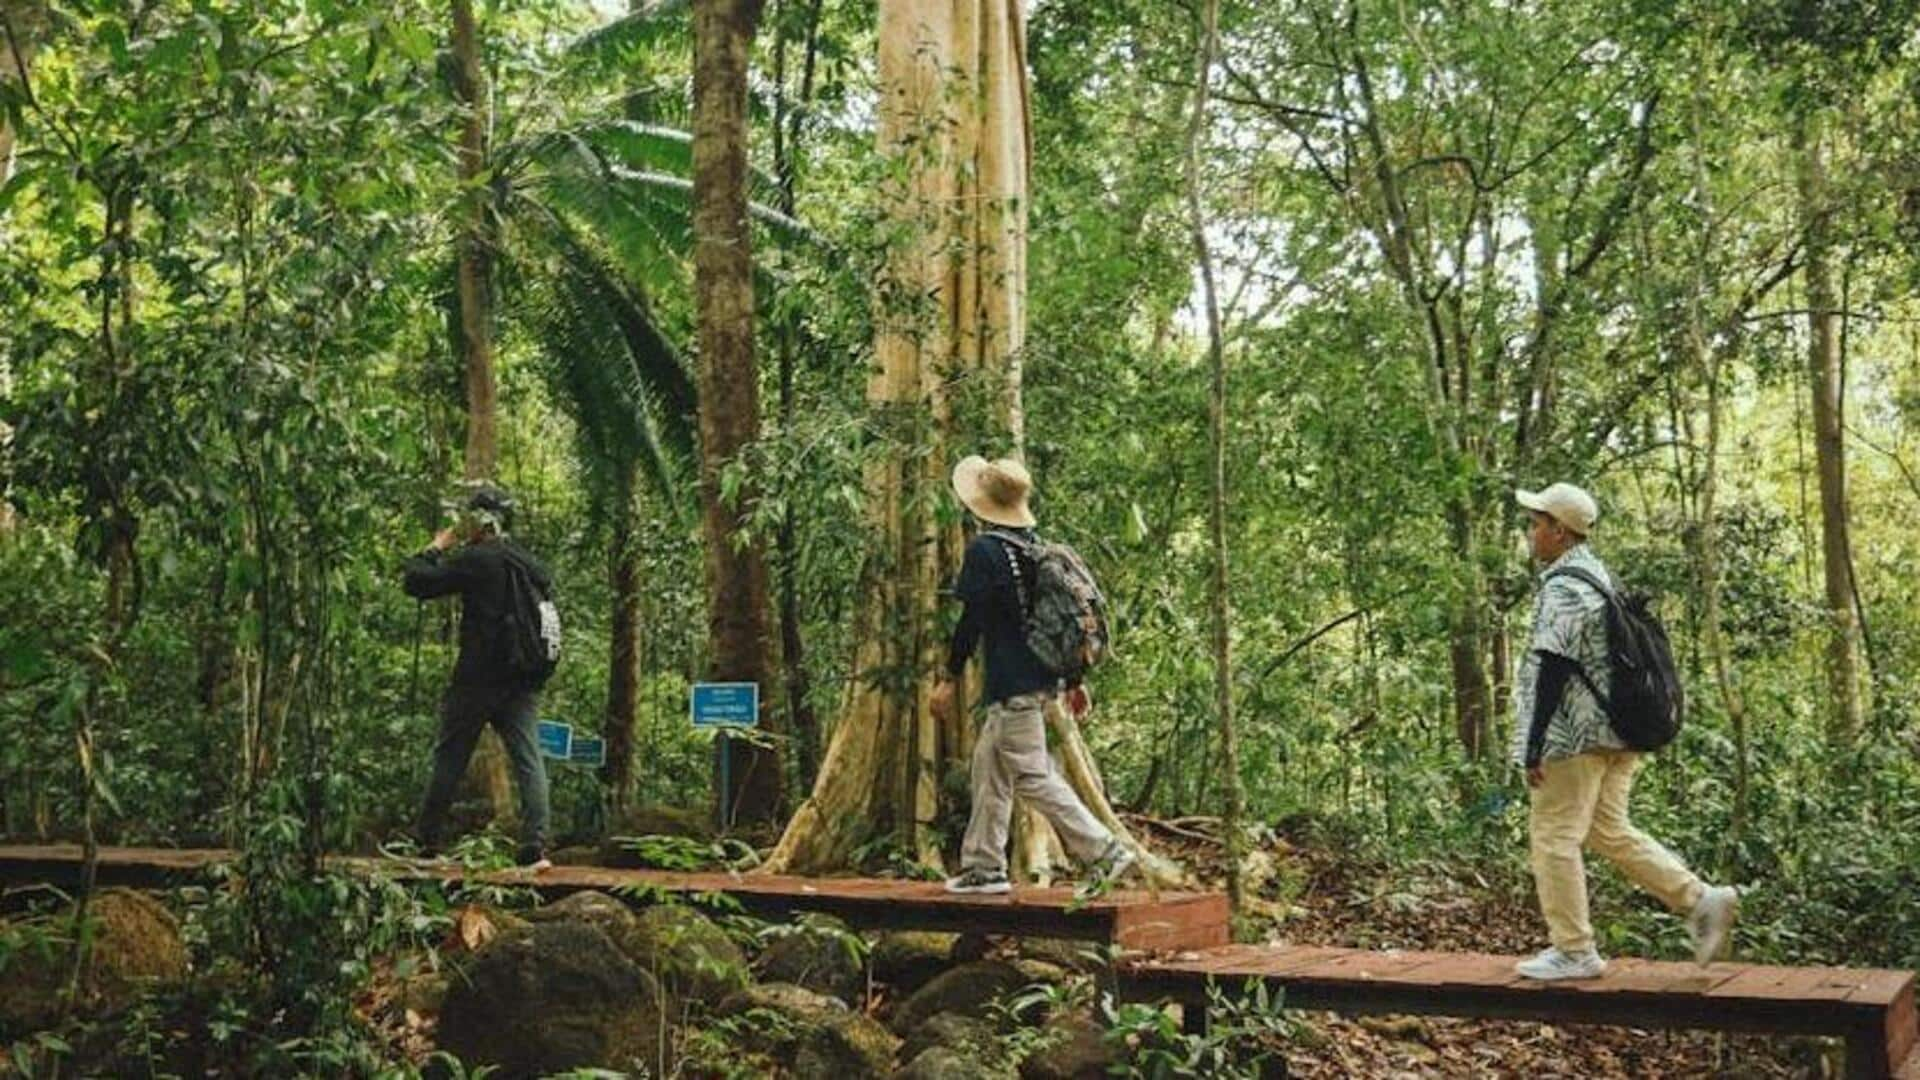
[944, 868, 1012, 895]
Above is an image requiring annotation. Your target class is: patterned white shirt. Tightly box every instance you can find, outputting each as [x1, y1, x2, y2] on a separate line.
[1510, 544, 1622, 765]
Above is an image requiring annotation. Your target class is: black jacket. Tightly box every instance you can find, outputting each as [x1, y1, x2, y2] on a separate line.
[403, 538, 552, 690]
[946, 530, 1058, 705]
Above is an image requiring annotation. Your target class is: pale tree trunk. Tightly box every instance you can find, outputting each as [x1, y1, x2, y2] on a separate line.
[449, 0, 515, 824]
[1796, 108, 1864, 746]
[604, 470, 641, 813]
[1184, 0, 1245, 914]
[765, 0, 1176, 884]
[692, 0, 783, 826]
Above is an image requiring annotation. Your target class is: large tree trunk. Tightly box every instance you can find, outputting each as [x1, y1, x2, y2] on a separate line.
[692, 0, 783, 827]
[1796, 109, 1864, 746]
[448, 0, 515, 824]
[765, 0, 1176, 886]
[604, 471, 641, 812]
[1184, 0, 1245, 914]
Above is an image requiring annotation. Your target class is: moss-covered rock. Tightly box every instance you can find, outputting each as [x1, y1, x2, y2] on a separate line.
[626, 903, 750, 1005]
[0, 888, 188, 1037]
[437, 921, 670, 1079]
[889, 960, 1028, 1036]
[755, 915, 866, 1002]
[870, 931, 959, 993]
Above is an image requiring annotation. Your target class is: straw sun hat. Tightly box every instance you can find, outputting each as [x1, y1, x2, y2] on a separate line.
[951, 455, 1036, 529]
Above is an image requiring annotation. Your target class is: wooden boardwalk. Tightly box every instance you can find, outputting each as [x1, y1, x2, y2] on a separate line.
[1122, 943, 1920, 1078]
[0, 845, 1230, 953]
[7, 846, 1918, 1074]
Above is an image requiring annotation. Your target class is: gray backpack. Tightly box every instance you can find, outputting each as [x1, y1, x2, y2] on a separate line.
[988, 531, 1110, 684]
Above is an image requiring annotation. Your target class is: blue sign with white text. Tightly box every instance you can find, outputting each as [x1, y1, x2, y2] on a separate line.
[537, 720, 573, 760]
[691, 682, 759, 728]
[569, 734, 607, 767]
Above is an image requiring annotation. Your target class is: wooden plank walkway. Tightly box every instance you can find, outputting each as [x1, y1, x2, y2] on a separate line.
[0, 845, 1230, 953]
[1122, 943, 1920, 1078]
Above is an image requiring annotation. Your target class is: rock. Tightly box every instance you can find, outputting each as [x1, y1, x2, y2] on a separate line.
[1018, 937, 1110, 974]
[896, 1011, 1000, 1065]
[524, 890, 639, 938]
[625, 903, 749, 1005]
[1010, 959, 1071, 987]
[756, 916, 866, 1002]
[715, 982, 897, 1077]
[890, 960, 1028, 1036]
[437, 921, 668, 1079]
[796, 1009, 900, 1076]
[0, 888, 188, 1036]
[599, 804, 713, 860]
[951, 930, 993, 962]
[871, 931, 959, 992]
[897, 1045, 1015, 1080]
[1020, 1009, 1116, 1080]
[399, 973, 450, 1015]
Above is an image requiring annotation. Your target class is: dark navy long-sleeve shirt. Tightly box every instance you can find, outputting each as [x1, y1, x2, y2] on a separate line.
[946, 529, 1058, 705]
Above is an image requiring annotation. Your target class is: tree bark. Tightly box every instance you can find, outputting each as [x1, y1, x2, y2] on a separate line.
[765, 0, 1177, 884]
[604, 470, 641, 812]
[1184, 0, 1245, 916]
[1795, 108, 1864, 746]
[448, 0, 515, 823]
[692, 0, 783, 827]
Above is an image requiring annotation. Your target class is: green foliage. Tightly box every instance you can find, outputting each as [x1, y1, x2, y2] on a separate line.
[1100, 981, 1292, 1080]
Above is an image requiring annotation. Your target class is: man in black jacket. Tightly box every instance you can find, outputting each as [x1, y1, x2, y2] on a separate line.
[402, 484, 553, 871]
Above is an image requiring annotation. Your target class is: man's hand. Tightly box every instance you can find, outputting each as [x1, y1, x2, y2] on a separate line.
[429, 526, 459, 552]
[929, 677, 956, 722]
[1064, 684, 1092, 719]
[1526, 764, 1545, 788]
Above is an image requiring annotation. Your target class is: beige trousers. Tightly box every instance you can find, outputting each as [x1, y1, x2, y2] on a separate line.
[1529, 750, 1706, 954]
[959, 693, 1113, 875]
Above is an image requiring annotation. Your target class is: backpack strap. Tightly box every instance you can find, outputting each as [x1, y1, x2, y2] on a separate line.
[1539, 565, 1616, 715]
[985, 530, 1037, 615]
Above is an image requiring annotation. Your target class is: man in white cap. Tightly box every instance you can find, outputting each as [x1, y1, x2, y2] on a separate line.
[932, 455, 1133, 895]
[1512, 482, 1738, 980]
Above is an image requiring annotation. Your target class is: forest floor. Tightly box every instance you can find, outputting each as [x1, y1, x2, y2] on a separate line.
[1132, 814, 1834, 1079]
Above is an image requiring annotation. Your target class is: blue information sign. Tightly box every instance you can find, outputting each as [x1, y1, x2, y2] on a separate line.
[537, 720, 573, 760]
[569, 734, 607, 768]
[691, 682, 760, 728]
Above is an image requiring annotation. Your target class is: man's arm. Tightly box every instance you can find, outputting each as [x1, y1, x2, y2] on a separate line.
[402, 529, 472, 599]
[1525, 652, 1580, 770]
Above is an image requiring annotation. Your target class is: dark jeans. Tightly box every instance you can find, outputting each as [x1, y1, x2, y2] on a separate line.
[419, 682, 549, 856]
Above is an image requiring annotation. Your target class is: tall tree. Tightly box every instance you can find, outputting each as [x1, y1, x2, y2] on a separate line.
[448, 0, 516, 822]
[767, 0, 1172, 885]
[1183, 0, 1245, 915]
[692, 0, 783, 825]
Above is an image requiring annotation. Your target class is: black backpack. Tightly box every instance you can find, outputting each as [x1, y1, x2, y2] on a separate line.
[501, 548, 561, 687]
[1546, 566, 1683, 752]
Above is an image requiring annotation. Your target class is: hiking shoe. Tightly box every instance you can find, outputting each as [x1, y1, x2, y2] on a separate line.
[944, 868, 1012, 895]
[1687, 885, 1739, 965]
[1514, 947, 1607, 981]
[516, 846, 553, 874]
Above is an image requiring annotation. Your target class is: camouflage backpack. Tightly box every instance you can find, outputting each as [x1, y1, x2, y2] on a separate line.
[988, 530, 1110, 684]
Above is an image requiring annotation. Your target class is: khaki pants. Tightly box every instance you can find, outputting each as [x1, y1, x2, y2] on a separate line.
[1529, 750, 1706, 954]
[959, 693, 1113, 875]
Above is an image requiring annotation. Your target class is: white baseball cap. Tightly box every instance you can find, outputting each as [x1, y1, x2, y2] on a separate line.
[1516, 482, 1599, 535]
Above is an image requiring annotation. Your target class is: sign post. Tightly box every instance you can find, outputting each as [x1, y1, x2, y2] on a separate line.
[691, 682, 760, 830]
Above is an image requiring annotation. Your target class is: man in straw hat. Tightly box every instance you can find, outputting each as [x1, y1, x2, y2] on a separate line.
[932, 455, 1134, 895]
[1511, 482, 1737, 980]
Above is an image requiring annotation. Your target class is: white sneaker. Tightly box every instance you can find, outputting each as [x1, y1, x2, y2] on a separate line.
[1687, 885, 1739, 965]
[1514, 946, 1607, 981]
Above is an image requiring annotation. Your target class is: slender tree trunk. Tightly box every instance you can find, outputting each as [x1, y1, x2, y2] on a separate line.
[1185, 0, 1245, 916]
[449, 0, 516, 823]
[693, 0, 783, 827]
[772, 0, 824, 788]
[604, 470, 641, 813]
[1796, 108, 1864, 746]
